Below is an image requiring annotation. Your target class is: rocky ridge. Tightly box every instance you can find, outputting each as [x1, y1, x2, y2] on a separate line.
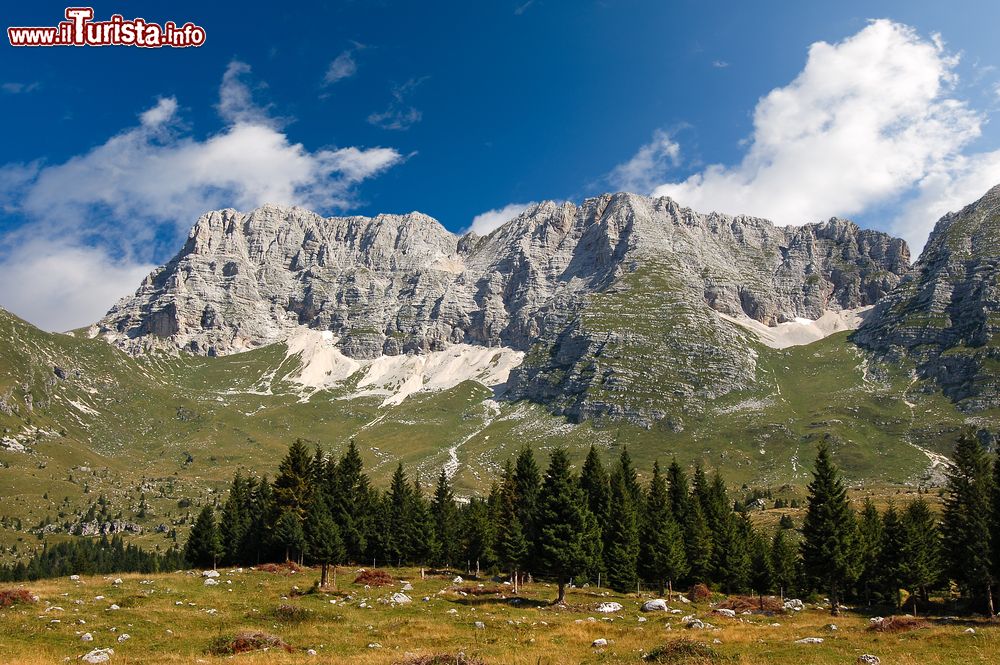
[854, 184, 1000, 412]
[95, 193, 910, 425]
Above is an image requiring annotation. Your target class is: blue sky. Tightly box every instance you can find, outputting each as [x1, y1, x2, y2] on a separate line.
[2, 1, 1000, 330]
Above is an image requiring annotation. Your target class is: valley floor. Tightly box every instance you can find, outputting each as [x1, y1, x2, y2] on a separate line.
[0, 567, 996, 664]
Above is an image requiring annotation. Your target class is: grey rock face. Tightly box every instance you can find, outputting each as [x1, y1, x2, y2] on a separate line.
[854, 184, 1000, 411]
[96, 194, 909, 424]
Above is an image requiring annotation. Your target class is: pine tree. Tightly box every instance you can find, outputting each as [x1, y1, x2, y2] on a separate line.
[219, 472, 250, 565]
[273, 508, 306, 563]
[496, 461, 529, 590]
[430, 469, 459, 567]
[385, 463, 412, 566]
[580, 446, 611, 528]
[801, 442, 858, 615]
[185, 505, 223, 569]
[666, 459, 690, 523]
[513, 446, 542, 558]
[460, 497, 495, 575]
[537, 448, 599, 603]
[605, 470, 639, 592]
[899, 497, 941, 615]
[617, 445, 642, 506]
[856, 498, 883, 607]
[272, 439, 314, 521]
[684, 499, 713, 584]
[877, 503, 905, 607]
[942, 430, 995, 613]
[304, 494, 344, 587]
[769, 528, 798, 599]
[639, 461, 687, 596]
[747, 520, 772, 594]
[334, 440, 373, 563]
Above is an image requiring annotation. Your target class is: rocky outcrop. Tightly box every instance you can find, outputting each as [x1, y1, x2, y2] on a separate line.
[854, 184, 1000, 411]
[95, 194, 909, 425]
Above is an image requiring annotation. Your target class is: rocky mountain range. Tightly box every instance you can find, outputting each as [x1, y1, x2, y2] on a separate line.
[93, 192, 913, 426]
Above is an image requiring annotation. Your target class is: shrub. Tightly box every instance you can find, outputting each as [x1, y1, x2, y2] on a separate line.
[867, 615, 930, 633]
[207, 630, 291, 655]
[354, 569, 395, 587]
[644, 639, 723, 663]
[0, 589, 37, 607]
[266, 603, 311, 623]
[689, 583, 712, 601]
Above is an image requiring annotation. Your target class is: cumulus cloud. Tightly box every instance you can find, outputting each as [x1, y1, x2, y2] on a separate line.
[324, 50, 358, 85]
[0, 243, 155, 332]
[615, 19, 991, 255]
[0, 60, 404, 330]
[467, 202, 538, 235]
[368, 77, 428, 130]
[608, 129, 680, 194]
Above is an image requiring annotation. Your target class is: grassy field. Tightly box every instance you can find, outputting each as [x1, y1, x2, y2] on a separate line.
[1, 566, 996, 664]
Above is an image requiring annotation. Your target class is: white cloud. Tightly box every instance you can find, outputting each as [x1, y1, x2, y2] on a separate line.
[2, 81, 40, 94]
[627, 19, 990, 254]
[608, 129, 679, 194]
[712, 60, 729, 69]
[0, 242, 155, 332]
[324, 50, 358, 85]
[467, 202, 537, 235]
[0, 60, 404, 331]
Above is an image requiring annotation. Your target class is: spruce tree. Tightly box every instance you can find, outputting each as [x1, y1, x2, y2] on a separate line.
[273, 508, 306, 563]
[496, 461, 529, 590]
[580, 446, 611, 527]
[605, 470, 640, 592]
[684, 499, 713, 584]
[537, 448, 599, 603]
[304, 495, 344, 587]
[430, 469, 459, 567]
[618, 445, 642, 506]
[877, 503, 905, 607]
[942, 430, 994, 613]
[335, 440, 372, 563]
[460, 497, 495, 575]
[639, 461, 688, 596]
[185, 505, 223, 569]
[747, 520, 772, 594]
[769, 528, 799, 599]
[899, 497, 941, 615]
[219, 472, 250, 565]
[666, 459, 690, 523]
[271, 439, 314, 530]
[856, 498, 883, 607]
[801, 442, 858, 615]
[513, 446, 542, 556]
[385, 463, 412, 566]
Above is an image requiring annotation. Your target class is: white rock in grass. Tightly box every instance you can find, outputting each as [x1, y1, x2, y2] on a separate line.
[641, 599, 668, 612]
[117, 634, 130, 643]
[81, 633, 93, 642]
[81, 648, 114, 663]
[591, 638, 608, 647]
[203, 578, 219, 586]
[795, 637, 824, 644]
[596, 602, 622, 613]
[713, 608, 736, 618]
[202, 570, 220, 578]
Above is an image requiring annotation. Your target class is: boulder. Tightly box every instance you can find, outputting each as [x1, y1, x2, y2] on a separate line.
[641, 599, 668, 612]
[591, 638, 608, 647]
[713, 608, 736, 618]
[81, 648, 114, 663]
[596, 602, 623, 613]
[389, 592, 412, 605]
[203, 578, 219, 586]
[783, 599, 804, 611]
[857, 656, 880, 665]
[202, 570, 220, 578]
[794, 637, 824, 644]
[81, 633, 93, 642]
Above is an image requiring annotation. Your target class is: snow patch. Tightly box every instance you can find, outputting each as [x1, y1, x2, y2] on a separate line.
[719, 306, 873, 349]
[283, 329, 523, 406]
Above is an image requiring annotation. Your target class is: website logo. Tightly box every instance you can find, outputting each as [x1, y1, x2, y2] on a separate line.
[8, 7, 206, 48]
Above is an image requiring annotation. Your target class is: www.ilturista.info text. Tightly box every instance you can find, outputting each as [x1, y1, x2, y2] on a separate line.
[8, 7, 206, 48]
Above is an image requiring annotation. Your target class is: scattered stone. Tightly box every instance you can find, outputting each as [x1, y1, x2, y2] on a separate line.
[965, 628, 976, 634]
[596, 602, 623, 613]
[203, 579, 219, 587]
[113, 579, 123, 585]
[783, 599, 804, 611]
[307, 649, 317, 656]
[677, 595, 691, 604]
[117, 634, 130, 643]
[637, 616, 647, 623]
[453, 576, 464, 584]
[368, 643, 382, 649]
[713, 608, 736, 618]
[857, 656, 880, 665]
[474, 621, 485, 629]
[402, 583, 414, 591]
[794, 637, 824, 644]
[591, 638, 608, 647]
[107, 604, 120, 611]
[825, 624, 838, 631]
[202, 570, 220, 578]
[70, 575, 80, 581]
[81, 633, 93, 642]
[390, 592, 412, 605]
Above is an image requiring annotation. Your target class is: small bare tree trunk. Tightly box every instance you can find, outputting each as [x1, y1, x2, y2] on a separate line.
[988, 583, 995, 617]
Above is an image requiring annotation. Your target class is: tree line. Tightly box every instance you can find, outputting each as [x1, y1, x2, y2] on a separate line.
[0, 536, 185, 582]
[181, 434, 990, 612]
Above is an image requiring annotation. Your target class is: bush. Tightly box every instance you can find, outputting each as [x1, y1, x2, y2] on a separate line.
[394, 654, 486, 665]
[207, 630, 291, 655]
[266, 603, 311, 623]
[354, 569, 395, 587]
[867, 615, 930, 633]
[689, 583, 712, 601]
[0, 589, 36, 607]
[644, 639, 723, 663]
[717, 595, 784, 613]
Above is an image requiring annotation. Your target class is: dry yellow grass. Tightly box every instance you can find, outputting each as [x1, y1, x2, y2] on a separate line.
[0, 568, 996, 664]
